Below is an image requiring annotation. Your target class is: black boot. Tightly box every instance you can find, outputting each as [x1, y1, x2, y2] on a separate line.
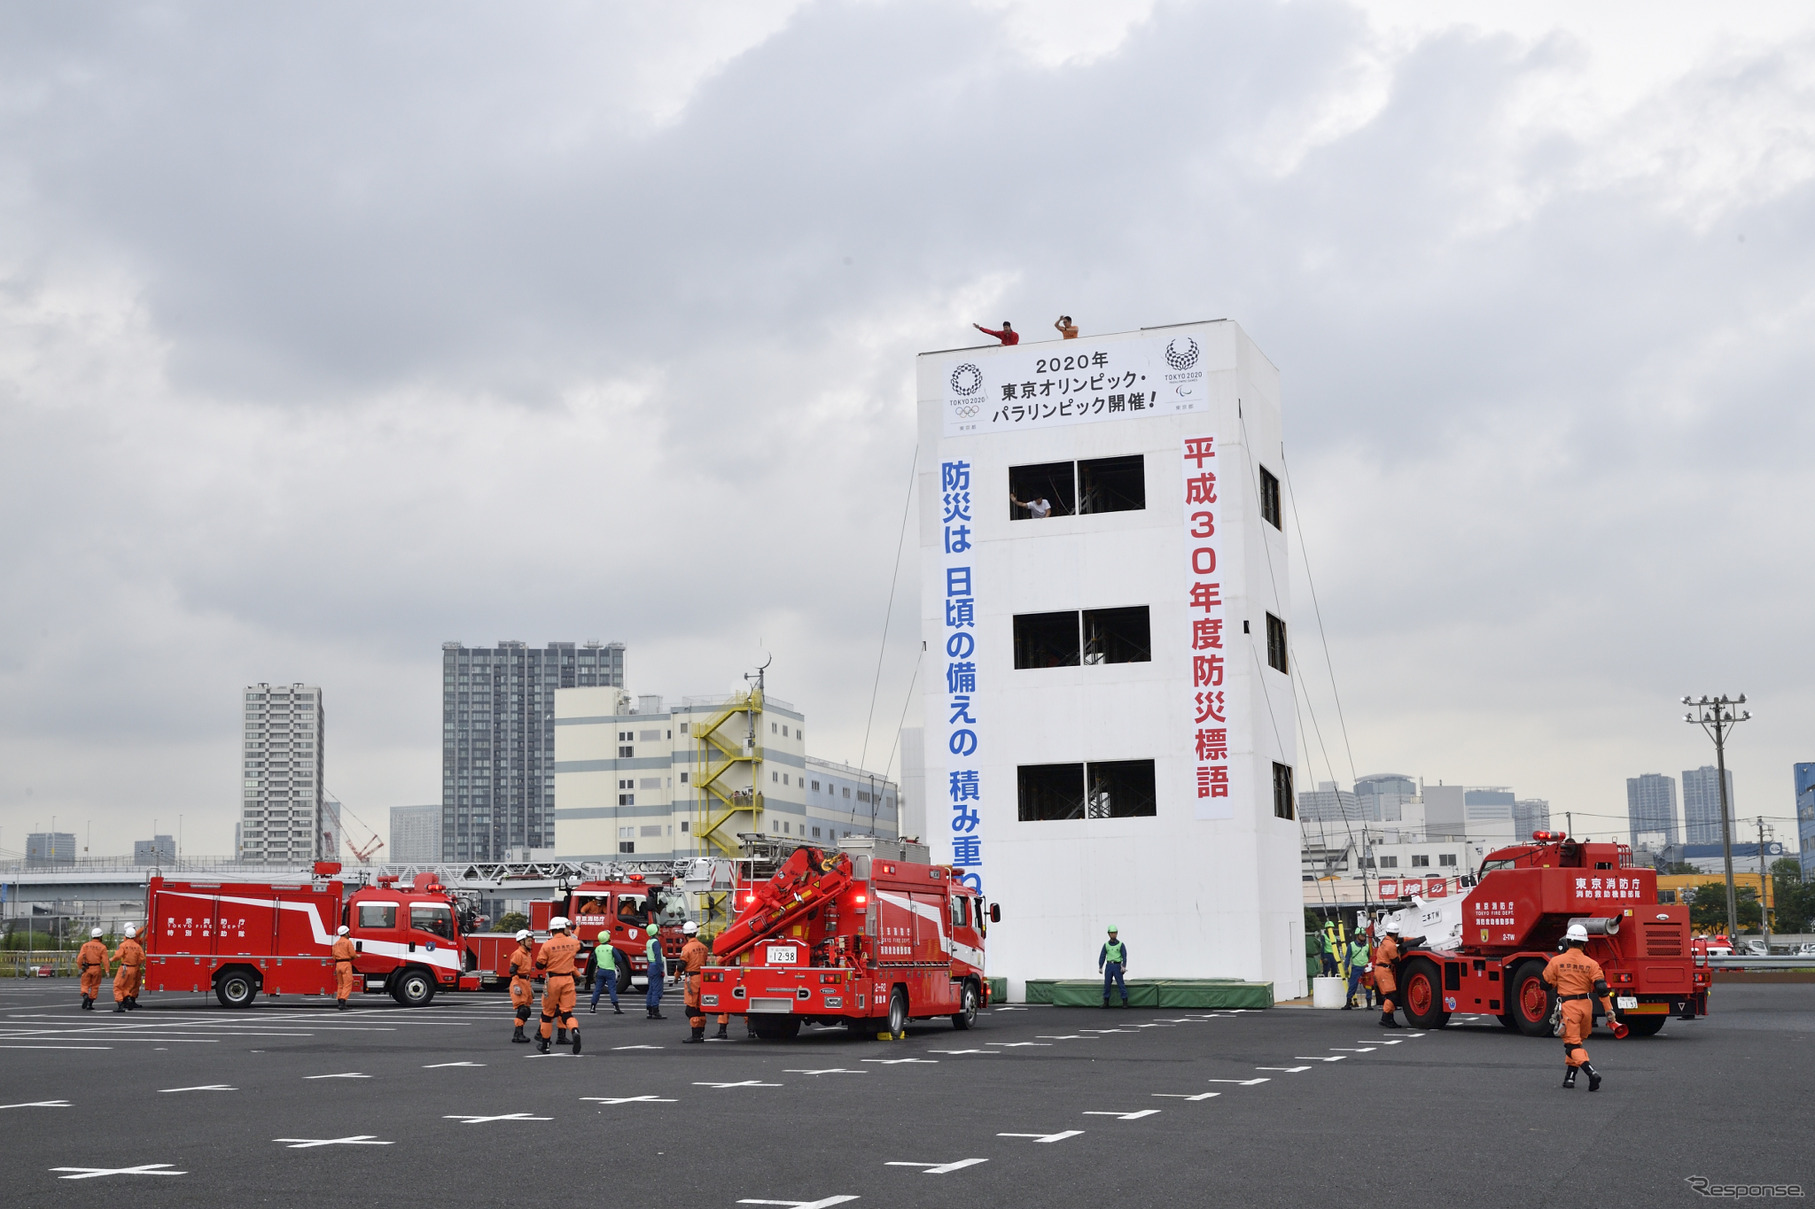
[1583, 1062, 1601, 1092]
[1562, 1067, 1577, 1089]
[1100, 1000, 1109, 1009]
[614, 1006, 624, 1015]
[683, 1025, 705, 1044]
[113, 1002, 125, 1013]
[556, 1028, 568, 1044]
[337, 998, 348, 1011]
[125, 997, 139, 1011]
[714, 1023, 728, 1040]
[536, 1033, 551, 1054]
[1378, 1011, 1400, 1028]
[571, 1030, 582, 1055]
[511, 1024, 530, 1044]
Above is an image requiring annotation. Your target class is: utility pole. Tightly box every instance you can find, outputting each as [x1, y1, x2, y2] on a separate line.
[1755, 817, 1774, 949]
[1683, 694, 1750, 945]
[1564, 811, 1572, 838]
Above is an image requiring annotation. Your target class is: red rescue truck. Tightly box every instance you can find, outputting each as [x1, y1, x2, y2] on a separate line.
[460, 873, 693, 991]
[142, 863, 473, 1008]
[1382, 832, 1711, 1036]
[704, 838, 991, 1039]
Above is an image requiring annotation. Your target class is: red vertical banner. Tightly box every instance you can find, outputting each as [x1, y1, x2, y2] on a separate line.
[1183, 435, 1233, 821]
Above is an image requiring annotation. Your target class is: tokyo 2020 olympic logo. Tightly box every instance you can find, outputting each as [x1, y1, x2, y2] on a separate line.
[950, 363, 983, 395]
[1164, 338, 1199, 371]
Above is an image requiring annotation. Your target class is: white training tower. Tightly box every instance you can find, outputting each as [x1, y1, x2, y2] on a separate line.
[916, 320, 1302, 1001]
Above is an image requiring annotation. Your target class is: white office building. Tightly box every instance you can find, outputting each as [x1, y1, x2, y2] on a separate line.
[239, 683, 325, 865]
[917, 319, 1301, 1000]
[552, 687, 899, 861]
[388, 805, 443, 864]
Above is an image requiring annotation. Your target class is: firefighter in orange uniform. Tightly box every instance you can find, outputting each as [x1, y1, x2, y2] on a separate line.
[535, 917, 582, 1055]
[1372, 919, 1402, 1028]
[111, 925, 145, 1013]
[77, 928, 108, 1011]
[331, 925, 357, 1010]
[679, 922, 710, 1043]
[1543, 923, 1622, 1090]
[508, 929, 537, 1043]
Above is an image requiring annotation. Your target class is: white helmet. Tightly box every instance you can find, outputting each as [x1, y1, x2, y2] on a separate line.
[91, 927, 103, 938]
[549, 916, 570, 932]
[124, 925, 136, 938]
[1384, 919, 1400, 935]
[515, 929, 533, 942]
[1566, 923, 1588, 944]
[337, 925, 350, 936]
[682, 921, 699, 936]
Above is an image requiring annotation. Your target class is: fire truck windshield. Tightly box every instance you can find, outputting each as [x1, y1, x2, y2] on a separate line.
[651, 886, 692, 926]
[410, 904, 454, 939]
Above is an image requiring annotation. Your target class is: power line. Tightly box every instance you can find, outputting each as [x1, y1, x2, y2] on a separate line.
[859, 445, 917, 772]
[1280, 450, 1358, 786]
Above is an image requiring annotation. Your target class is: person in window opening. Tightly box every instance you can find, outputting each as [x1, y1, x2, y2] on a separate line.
[973, 320, 1018, 345]
[1010, 492, 1053, 519]
[1053, 315, 1078, 339]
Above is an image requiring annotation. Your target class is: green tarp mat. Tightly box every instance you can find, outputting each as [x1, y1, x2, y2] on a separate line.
[1023, 979, 1274, 1009]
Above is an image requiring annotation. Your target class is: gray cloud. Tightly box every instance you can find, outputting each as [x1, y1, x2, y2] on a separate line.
[2, 1, 1812, 852]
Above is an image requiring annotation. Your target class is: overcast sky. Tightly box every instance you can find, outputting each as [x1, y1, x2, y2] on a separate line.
[2, 1, 1811, 857]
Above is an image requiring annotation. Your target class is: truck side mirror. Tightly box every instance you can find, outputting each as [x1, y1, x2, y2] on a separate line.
[354, 941, 363, 953]
[989, 904, 1001, 923]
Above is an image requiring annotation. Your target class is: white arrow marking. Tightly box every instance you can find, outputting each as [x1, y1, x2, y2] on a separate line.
[582, 1095, 679, 1105]
[50, 1164, 185, 1179]
[1294, 1055, 1347, 1063]
[885, 1159, 989, 1174]
[1035, 1035, 1092, 1041]
[423, 1061, 485, 1068]
[613, 1045, 665, 1051]
[1369, 1039, 1404, 1045]
[1153, 1092, 1221, 1101]
[1255, 1066, 1311, 1073]
[1132, 1023, 1175, 1028]
[927, 1049, 994, 1055]
[1330, 1048, 1375, 1053]
[736, 1197, 859, 1208]
[1402, 1033, 1426, 1038]
[1, 1099, 72, 1108]
[986, 1042, 1051, 1048]
[694, 1080, 781, 1089]
[0, 1045, 111, 1051]
[274, 1136, 394, 1148]
[1082, 1110, 1160, 1120]
[997, 1130, 1084, 1144]
[443, 1113, 553, 1124]
[783, 1069, 868, 1076]
[158, 1086, 236, 1093]
[994, 1005, 1029, 1011]
[1155, 1018, 1194, 1023]
[1077, 1028, 1133, 1034]
[304, 1072, 370, 1080]
[861, 1057, 937, 1064]
[1207, 1078, 1270, 1086]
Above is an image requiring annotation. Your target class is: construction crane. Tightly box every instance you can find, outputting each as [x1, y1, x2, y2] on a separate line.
[349, 834, 385, 863]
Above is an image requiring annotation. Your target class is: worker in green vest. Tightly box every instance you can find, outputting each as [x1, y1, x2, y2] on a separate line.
[1099, 926, 1129, 1007]
[1344, 933, 1371, 1009]
[1320, 922, 1342, 977]
[644, 927, 667, 1019]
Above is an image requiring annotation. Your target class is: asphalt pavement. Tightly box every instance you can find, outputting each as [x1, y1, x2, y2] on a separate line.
[0, 980, 1807, 1208]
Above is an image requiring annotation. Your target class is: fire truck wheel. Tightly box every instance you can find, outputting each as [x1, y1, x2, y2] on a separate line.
[1621, 1014, 1666, 1037]
[391, 968, 437, 1008]
[888, 987, 909, 1036]
[1399, 958, 1450, 1029]
[1508, 959, 1555, 1037]
[214, 968, 259, 1009]
[951, 980, 979, 1030]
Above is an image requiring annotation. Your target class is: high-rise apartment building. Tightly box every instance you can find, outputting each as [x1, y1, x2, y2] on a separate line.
[134, 835, 176, 866]
[1625, 773, 1678, 852]
[1298, 782, 1363, 823]
[1794, 763, 1814, 880]
[442, 641, 626, 861]
[389, 804, 443, 864]
[1513, 797, 1551, 839]
[26, 832, 75, 866]
[1681, 765, 1736, 846]
[239, 683, 325, 865]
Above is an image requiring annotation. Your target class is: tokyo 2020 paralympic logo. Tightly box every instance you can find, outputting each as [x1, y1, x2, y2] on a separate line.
[950, 363, 983, 395]
[1164, 338, 1199, 371]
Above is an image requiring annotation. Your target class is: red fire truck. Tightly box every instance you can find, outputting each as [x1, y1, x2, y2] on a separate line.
[1381, 832, 1710, 1036]
[704, 838, 991, 1039]
[142, 863, 474, 1008]
[461, 872, 694, 990]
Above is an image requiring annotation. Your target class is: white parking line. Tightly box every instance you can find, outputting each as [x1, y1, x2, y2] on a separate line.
[50, 1163, 185, 1179]
[1083, 1110, 1160, 1120]
[1153, 1092, 1220, 1101]
[886, 1159, 988, 1174]
[0, 1099, 72, 1108]
[997, 1130, 1084, 1144]
[274, 1136, 394, 1148]
[158, 1085, 236, 1093]
[444, 1113, 552, 1124]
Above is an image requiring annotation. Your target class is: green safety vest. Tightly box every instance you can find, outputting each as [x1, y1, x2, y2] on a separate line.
[1103, 940, 1126, 965]
[1348, 942, 1369, 968]
[645, 934, 662, 964]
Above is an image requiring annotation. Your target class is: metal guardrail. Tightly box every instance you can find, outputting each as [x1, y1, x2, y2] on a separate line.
[0, 951, 79, 977]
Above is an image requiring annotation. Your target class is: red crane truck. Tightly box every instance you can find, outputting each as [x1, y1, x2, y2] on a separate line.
[1381, 832, 1711, 1036]
[142, 863, 473, 1008]
[705, 838, 992, 1040]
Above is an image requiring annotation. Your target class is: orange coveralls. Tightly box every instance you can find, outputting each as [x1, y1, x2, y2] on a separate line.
[112, 937, 144, 1003]
[331, 936, 357, 1003]
[536, 933, 582, 1039]
[508, 943, 536, 1025]
[1543, 948, 1614, 1067]
[77, 939, 108, 1003]
[1371, 935, 1400, 1014]
[680, 938, 709, 1028]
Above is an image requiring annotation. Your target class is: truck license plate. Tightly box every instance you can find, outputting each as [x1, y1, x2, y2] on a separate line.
[1616, 996, 1637, 1009]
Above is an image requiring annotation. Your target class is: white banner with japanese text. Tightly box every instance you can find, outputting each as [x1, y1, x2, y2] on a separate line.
[942, 330, 1224, 437]
[1182, 434, 1237, 821]
[939, 457, 984, 891]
